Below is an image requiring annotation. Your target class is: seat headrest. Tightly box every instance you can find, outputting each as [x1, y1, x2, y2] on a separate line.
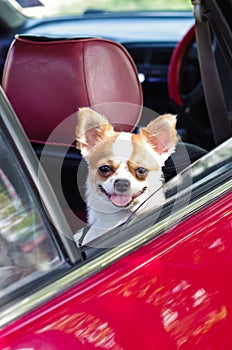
[2, 36, 143, 143]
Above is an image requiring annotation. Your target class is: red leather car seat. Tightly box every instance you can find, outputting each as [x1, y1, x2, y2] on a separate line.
[2, 35, 143, 143]
[2, 36, 143, 228]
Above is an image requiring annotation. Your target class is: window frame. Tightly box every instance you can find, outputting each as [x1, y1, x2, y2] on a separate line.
[0, 87, 83, 311]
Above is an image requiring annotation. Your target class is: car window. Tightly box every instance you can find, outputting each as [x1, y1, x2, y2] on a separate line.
[0, 127, 63, 299]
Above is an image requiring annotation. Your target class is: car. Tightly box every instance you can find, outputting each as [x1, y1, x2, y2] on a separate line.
[0, 0, 232, 348]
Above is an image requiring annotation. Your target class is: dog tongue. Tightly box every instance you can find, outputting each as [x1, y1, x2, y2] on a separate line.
[110, 194, 132, 207]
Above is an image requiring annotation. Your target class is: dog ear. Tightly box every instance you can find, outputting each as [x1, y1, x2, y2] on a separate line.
[76, 107, 115, 157]
[141, 114, 178, 155]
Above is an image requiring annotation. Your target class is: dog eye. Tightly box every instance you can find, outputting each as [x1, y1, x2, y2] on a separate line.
[136, 167, 147, 175]
[98, 165, 113, 174]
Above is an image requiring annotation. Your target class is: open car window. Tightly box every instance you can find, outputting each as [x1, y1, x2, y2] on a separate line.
[0, 126, 64, 301]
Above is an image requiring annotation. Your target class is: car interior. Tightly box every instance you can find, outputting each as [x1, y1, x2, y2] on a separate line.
[0, 0, 231, 238]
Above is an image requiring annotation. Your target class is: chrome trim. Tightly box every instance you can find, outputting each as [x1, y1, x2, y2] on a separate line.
[0, 87, 81, 263]
[0, 178, 231, 329]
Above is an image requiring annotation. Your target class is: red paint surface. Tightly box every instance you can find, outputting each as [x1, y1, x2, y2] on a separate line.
[1, 191, 232, 349]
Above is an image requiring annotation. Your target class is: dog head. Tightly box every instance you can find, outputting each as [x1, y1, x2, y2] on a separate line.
[76, 107, 177, 210]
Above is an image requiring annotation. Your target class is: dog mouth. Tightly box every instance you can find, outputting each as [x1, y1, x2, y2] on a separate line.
[98, 185, 147, 207]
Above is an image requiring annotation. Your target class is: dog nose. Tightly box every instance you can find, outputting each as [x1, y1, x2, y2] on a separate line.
[114, 179, 130, 193]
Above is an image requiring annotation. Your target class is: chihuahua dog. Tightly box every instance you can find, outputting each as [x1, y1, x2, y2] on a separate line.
[75, 107, 177, 245]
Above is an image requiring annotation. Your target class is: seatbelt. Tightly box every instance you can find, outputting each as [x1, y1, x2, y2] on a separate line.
[192, 0, 232, 145]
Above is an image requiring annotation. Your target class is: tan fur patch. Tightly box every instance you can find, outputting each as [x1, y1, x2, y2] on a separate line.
[131, 133, 160, 171]
[87, 135, 120, 183]
[127, 160, 147, 181]
[76, 108, 115, 154]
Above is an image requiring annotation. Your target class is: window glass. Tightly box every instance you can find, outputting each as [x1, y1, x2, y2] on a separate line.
[13, 0, 192, 18]
[0, 128, 62, 298]
[79, 137, 232, 256]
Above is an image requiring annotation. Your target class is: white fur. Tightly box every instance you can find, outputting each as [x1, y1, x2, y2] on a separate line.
[112, 132, 134, 159]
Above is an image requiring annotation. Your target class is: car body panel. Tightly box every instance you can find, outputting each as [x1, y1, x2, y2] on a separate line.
[1, 191, 232, 349]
